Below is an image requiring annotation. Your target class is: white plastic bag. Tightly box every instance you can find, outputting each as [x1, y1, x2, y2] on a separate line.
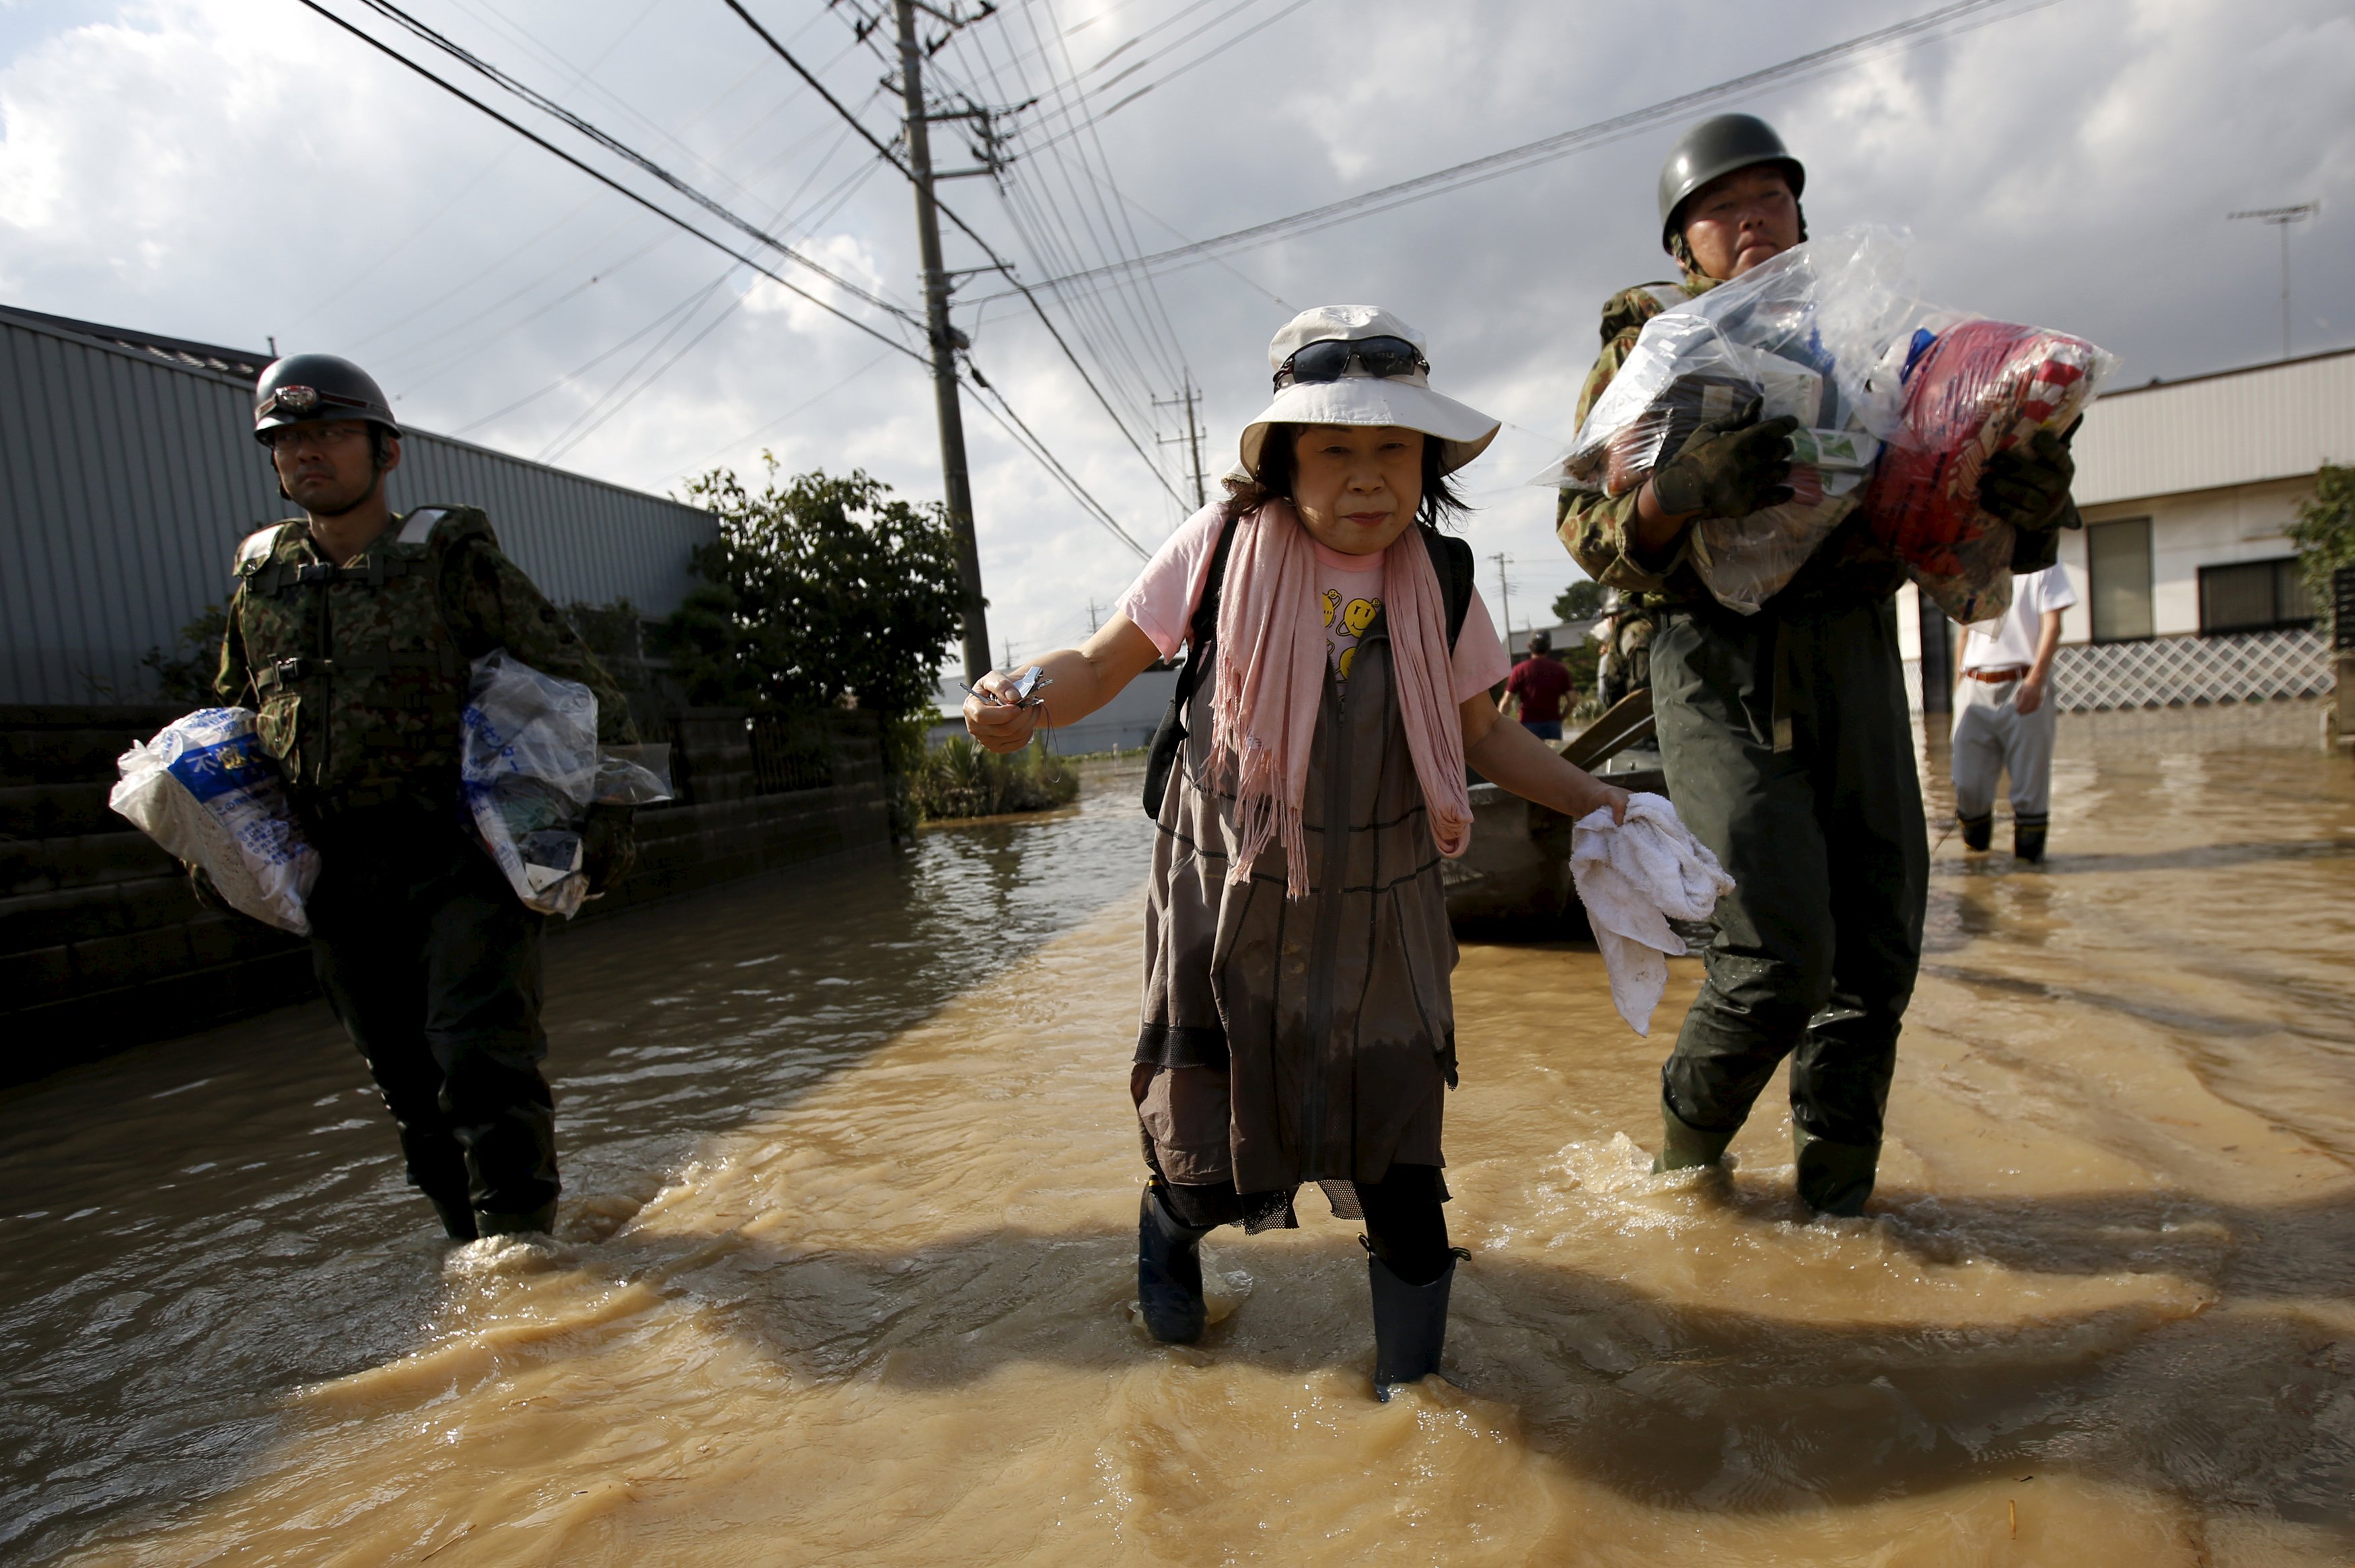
[110, 708, 317, 934]
[460, 652, 673, 918]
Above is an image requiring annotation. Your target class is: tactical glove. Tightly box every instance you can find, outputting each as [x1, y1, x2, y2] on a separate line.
[187, 863, 233, 916]
[581, 804, 637, 896]
[1649, 397, 1799, 520]
[1978, 424, 2078, 532]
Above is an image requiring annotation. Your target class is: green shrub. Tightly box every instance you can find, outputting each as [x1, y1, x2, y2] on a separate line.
[906, 737, 1079, 821]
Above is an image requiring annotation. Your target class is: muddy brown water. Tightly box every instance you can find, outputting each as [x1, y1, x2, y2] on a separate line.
[3, 718, 2352, 1565]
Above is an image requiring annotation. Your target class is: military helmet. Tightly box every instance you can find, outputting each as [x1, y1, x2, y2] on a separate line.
[252, 353, 400, 445]
[1657, 113, 1805, 252]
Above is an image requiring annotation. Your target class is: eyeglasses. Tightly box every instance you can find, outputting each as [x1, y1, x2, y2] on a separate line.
[1273, 335, 1428, 391]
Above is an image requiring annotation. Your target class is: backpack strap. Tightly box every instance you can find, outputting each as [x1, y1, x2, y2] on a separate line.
[1420, 525, 1476, 651]
[1141, 511, 1241, 817]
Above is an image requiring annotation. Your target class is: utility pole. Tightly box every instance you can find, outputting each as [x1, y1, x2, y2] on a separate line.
[2229, 202, 2318, 361]
[1153, 378, 1208, 509]
[1489, 552, 1515, 657]
[894, 0, 990, 687]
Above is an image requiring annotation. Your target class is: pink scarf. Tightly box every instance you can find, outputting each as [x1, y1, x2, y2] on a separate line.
[1210, 500, 1474, 898]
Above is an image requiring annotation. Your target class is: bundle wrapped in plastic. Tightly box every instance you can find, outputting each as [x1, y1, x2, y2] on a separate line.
[460, 650, 672, 918]
[110, 708, 317, 934]
[1858, 319, 2113, 622]
[1550, 233, 1903, 613]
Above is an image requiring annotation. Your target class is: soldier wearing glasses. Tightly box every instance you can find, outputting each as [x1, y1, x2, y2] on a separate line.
[213, 353, 639, 1242]
[1558, 116, 2079, 1215]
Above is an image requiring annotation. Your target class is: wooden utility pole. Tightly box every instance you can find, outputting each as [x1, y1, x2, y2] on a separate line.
[894, 0, 990, 687]
[1153, 379, 1208, 509]
[1490, 552, 1515, 655]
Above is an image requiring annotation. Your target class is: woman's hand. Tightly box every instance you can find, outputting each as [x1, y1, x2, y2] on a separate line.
[964, 669, 1041, 754]
[1563, 770, 1631, 825]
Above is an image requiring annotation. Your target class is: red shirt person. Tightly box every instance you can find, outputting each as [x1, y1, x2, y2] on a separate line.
[1502, 630, 1576, 740]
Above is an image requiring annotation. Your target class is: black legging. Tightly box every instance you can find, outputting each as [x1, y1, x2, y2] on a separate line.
[1161, 1163, 1453, 1285]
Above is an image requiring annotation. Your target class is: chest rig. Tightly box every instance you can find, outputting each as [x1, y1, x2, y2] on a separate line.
[229, 507, 484, 802]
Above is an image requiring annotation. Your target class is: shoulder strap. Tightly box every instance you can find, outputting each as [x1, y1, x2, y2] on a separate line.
[1418, 526, 1475, 650]
[1171, 509, 1241, 705]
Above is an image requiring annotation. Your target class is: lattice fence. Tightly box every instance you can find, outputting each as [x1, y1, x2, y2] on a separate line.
[2050, 628, 2331, 712]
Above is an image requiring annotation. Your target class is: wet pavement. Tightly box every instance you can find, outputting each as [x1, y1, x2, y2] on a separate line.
[3, 712, 2352, 1565]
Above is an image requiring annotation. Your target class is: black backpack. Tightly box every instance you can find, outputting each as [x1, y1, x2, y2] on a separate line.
[1142, 518, 1476, 817]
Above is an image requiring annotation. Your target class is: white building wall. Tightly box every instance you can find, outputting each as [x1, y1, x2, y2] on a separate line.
[2066, 474, 2317, 642]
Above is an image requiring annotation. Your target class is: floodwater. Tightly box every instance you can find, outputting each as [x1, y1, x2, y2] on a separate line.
[4, 708, 2352, 1565]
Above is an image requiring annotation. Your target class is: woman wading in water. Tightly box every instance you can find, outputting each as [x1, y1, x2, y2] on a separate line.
[965, 307, 1628, 1397]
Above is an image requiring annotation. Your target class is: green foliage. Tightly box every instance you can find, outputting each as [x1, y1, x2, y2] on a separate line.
[661, 462, 963, 718]
[1552, 578, 1604, 623]
[564, 598, 647, 692]
[141, 601, 230, 708]
[904, 737, 1079, 821]
[2288, 462, 2355, 635]
[1556, 636, 1600, 699]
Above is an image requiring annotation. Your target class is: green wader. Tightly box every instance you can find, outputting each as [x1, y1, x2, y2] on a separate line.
[1649, 593, 1928, 1215]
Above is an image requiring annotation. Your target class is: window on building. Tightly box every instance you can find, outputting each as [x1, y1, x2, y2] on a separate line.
[2198, 558, 2315, 634]
[2087, 517, 2154, 642]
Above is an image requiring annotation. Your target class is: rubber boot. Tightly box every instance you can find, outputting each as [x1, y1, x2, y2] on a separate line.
[476, 1203, 558, 1238]
[1792, 1127, 1879, 1217]
[429, 1193, 480, 1242]
[1367, 1249, 1457, 1401]
[1651, 1100, 1735, 1174]
[1958, 812, 1993, 852]
[1137, 1181, 1214, 1344]
[2013, 814, 2048, 864]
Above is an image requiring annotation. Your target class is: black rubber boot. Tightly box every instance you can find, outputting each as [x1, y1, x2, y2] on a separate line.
[1652, 1100, 1736, 1174]
[475, 1203, 558, 1238]
[1137, 1181, 1214, 1344]
[429, 1193, 480, 1242]
[2013, 814, 2048, 864]
[1958, 812, 1993, 852]
[1792, 1127, 1879, 1217]
[1368, 1250, 1457, 1401]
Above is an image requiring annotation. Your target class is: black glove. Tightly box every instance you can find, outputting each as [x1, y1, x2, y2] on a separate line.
[580, 804, 637, 897]
[1979, 423, 2078, 531]
[187, 863, 233, 916]
[1650, 396, 1799, 520]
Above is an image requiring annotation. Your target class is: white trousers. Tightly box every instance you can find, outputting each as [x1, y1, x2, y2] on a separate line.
[1949, 674, 2056, 821]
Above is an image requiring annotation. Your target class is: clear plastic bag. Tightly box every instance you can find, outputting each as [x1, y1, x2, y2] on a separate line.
[1550, 230, 1917, 613]
[1859, 318, 2115, 623]
[110, 708, 317, 934]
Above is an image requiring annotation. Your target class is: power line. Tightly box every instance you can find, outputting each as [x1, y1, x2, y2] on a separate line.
[978, 0, 2047, 303]
[1019, 0, 1319, 153]
[963, 367, 1149, 558]
[290, 0, 929, 367]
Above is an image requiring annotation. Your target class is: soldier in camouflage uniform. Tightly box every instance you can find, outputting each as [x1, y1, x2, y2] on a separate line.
[1594, 590, 1657, 711]
[212, 353, 639, 1241]
[1557, 116, 2080, 1214]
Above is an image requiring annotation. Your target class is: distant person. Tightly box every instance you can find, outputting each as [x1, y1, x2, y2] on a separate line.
[1502, 630, 1576, 740]
[1595, 591, 1657, 712]
[210, 354, 639, 1242]
[964, 307, 1628, 1398]
[1556, 114, 2080, 1214]
[1952, 563, 2075, 864]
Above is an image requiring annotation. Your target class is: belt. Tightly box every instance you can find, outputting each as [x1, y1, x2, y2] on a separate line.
[1963, 665, 2029, 684]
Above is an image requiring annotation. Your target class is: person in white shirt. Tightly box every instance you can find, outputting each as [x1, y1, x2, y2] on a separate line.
[1950, 563, 2076, 862]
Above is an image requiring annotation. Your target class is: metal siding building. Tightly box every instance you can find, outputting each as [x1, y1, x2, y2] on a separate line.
[0, 305, 715, 705]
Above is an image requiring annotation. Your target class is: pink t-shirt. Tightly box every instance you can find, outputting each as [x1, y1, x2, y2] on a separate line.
[1115, 503, 1511, 701]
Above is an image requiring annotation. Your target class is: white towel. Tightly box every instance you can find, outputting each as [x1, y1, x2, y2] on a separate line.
[1570, 792, 1735, 1035]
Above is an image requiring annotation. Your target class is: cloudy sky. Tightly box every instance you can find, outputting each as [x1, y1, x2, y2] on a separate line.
[3, 0, 2350, 670]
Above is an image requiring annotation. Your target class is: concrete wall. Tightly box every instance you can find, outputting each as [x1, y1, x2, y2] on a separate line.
[2065, 474, 2317, 643]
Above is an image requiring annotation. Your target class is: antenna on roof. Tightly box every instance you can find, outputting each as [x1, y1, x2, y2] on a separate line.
[2226, 202, 2319, 361]
[267, 334, 278, 358]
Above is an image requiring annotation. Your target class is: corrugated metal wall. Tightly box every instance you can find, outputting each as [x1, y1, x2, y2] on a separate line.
[0, 310, 715, 705]
[2072, 347, 2355, 507]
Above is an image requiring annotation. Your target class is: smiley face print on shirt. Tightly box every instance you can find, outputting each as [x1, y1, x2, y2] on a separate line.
[1319, 563, 1385, 684]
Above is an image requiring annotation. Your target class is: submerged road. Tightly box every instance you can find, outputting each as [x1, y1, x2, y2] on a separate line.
[3, 717, 2353, 1565]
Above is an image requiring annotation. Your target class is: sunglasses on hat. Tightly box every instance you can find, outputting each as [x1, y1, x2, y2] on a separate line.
[1273, 335, 1428, 392]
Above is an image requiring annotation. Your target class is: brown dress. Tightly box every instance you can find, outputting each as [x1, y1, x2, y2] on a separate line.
[1134, 606, 1461, 1215]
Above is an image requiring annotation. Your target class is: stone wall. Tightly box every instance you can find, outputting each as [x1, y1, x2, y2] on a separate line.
[0, 704, 891, 1086]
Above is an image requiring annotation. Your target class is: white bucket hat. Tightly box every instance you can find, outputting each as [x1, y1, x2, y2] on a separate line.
[1234, 305, 1501, 482]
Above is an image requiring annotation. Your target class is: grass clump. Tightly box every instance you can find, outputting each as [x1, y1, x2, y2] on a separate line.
[906, 737, 1079, 822]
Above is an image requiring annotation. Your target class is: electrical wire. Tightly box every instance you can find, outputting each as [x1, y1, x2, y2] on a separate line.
[289, 0, 929, 366]
[962, 368, 1150, 558]
[677, 347, 900, 476]
[976, 0, 2047, 303]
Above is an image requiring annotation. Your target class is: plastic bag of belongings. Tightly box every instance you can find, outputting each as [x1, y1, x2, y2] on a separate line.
[111, 708, 318, 934]
[1547, 229, 2112, 620]
[460, 650, 672, 918]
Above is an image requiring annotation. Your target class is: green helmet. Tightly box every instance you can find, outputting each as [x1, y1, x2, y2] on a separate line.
[1657, 113, 1805, 254]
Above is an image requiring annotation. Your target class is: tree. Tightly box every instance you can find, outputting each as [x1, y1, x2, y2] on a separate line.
[1552, 578, 1604, 624]
[141, 601, 229, 708]
[661, 463, 964, 718]
[2288, 462, 2355, 639]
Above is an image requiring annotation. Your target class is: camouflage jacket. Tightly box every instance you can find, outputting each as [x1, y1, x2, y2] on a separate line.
[216, 505, 637, 812]
[1556, 264, 1910, 612]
